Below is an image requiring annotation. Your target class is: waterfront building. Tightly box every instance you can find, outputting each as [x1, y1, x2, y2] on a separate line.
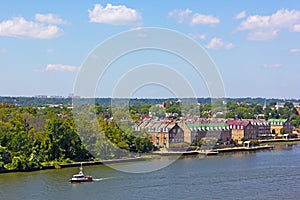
[226, 120, 257, 143]
[183, 122, 232, 145]
[134, 119, 184, 148]
[248, 119, 271, 138]
[268, 119, 293, 136]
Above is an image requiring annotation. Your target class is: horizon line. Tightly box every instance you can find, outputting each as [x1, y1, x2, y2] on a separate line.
[1, 95, 300, 101]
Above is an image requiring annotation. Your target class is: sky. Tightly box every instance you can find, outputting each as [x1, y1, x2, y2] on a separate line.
[0, 0, 300, 99]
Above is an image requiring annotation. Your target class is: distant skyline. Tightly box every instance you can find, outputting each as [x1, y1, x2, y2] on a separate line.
[0, 1, 300, 98]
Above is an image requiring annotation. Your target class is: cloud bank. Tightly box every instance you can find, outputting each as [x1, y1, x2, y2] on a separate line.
[88, 4, 142, 26]
[169, 9, 220, 26]
[45, 64, 79, 72]
[0, 14, 66, 39]
[236, 9, 300, 40]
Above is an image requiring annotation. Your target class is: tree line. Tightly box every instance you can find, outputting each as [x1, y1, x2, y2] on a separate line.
[0, 103, 153, 172]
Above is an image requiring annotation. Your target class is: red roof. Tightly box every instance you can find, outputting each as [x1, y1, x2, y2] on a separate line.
[226, 120, 249, 127]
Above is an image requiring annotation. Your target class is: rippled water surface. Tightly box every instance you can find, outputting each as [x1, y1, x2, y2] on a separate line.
[1, 143, 299, 200]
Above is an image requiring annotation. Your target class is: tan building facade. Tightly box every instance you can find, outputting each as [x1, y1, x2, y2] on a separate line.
[134, 120, 184, 148]
[227, 120, 256, 143]
[268, 119, 293, 136]
[184, 123, 232, 145]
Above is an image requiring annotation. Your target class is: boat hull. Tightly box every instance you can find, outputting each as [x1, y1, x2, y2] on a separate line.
[69, 176, 93, 183]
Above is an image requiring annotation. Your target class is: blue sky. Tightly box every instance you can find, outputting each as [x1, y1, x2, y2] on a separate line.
[0, 0, 300, 98]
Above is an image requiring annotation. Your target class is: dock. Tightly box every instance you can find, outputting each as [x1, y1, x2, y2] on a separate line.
[259, 138, 300, 143]
[151, 150, 199, 156]
[151, 145, 274, 156]
[214, 145, 274, 153]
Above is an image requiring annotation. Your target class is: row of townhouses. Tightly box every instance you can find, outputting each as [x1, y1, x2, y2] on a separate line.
[133, 118, 293, 148]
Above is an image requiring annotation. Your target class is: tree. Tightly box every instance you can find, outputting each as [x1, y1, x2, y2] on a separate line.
[284, 102, 294, 110]
[149, 105, 165, 118]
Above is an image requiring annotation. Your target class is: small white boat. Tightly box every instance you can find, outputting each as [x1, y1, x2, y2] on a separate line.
[69, 163, 93, 183]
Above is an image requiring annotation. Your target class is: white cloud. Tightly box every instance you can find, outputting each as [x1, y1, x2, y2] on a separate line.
[35, 13, 67, 25]
[237, 9, 300, 31]
[205, 37, 233, 49]
[262, 63, 282, 68]
[45, 64, 79, 72]
[293, 24, 300, 32]
[199, 34, 206, 40]
[168, 9, 192, 23]
[88, 4, 142, 26]
[169, 9, 219, 26]
[236, 9, 300, 40]
[248, 29, 279, 40]
[191, 13, 220, 26]
[0, 17, 63, 39]
[290, 48, 300, 55]
[189, 33, 206, 40]
[235, 10, 246, 19]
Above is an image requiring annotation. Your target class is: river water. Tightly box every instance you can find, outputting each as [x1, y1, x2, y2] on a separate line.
[1, 143, 299, 200]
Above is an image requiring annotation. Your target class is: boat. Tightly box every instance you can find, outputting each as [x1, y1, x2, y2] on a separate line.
[69, 163, 93, 183]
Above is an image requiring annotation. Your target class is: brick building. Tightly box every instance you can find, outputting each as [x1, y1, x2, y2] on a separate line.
[226, 120, 257, 143]
[183, 122, 232, 145]
[134, 120, 184, 148]
[268, 119, 293, 136]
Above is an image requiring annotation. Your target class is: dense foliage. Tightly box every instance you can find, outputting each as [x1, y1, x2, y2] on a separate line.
[225, 101, 300, 127]
[0, 103, 91, 172]
[0, 103, 153, 172]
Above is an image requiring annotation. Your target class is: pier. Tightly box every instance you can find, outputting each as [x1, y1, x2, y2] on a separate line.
[214, 145, 274, 153]
[259, 138, 300, 143]
[151, 145, 274, 156]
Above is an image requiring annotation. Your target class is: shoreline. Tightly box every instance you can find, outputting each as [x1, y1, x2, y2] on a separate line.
[258, 138, 300, 143]
[0, 157, 147, 174]
[1, 139, 299, 174]
[151, 144, 274, 156]
[57, 157, 146, 169]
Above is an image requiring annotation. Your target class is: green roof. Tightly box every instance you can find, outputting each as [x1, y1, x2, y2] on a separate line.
[186, 123, 230, 131]
[268, 119, 287, 125]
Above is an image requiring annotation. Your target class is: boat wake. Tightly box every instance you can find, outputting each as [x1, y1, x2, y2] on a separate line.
[93, 177, 115, 182]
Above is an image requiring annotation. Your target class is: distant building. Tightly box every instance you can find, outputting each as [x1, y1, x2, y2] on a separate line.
[68, 93, 80, 99]
[226, 120, 257, 143]
[226, 119, 271, 142]
[293, 102, 300, 107]
[268, 119, 293, 135]
[275, 102, 300, 109]
[134, 120, 184, 148]
[134, 117, 295, 148]
[35, 95, 48, 98]
[49, 95, 64, 98]
[296, 108, 300, 116]
[183, 122, 231, 145]
[248, 119, 271, 138]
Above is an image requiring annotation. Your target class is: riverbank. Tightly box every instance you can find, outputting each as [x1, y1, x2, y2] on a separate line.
[151, 144, 274, 156]
[259, 138, 300, 143]
[57, 157, 146, 168]
[214, 145, 274, 153]
[2, 139, 299, 174]
[0, 157, 146, 174]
